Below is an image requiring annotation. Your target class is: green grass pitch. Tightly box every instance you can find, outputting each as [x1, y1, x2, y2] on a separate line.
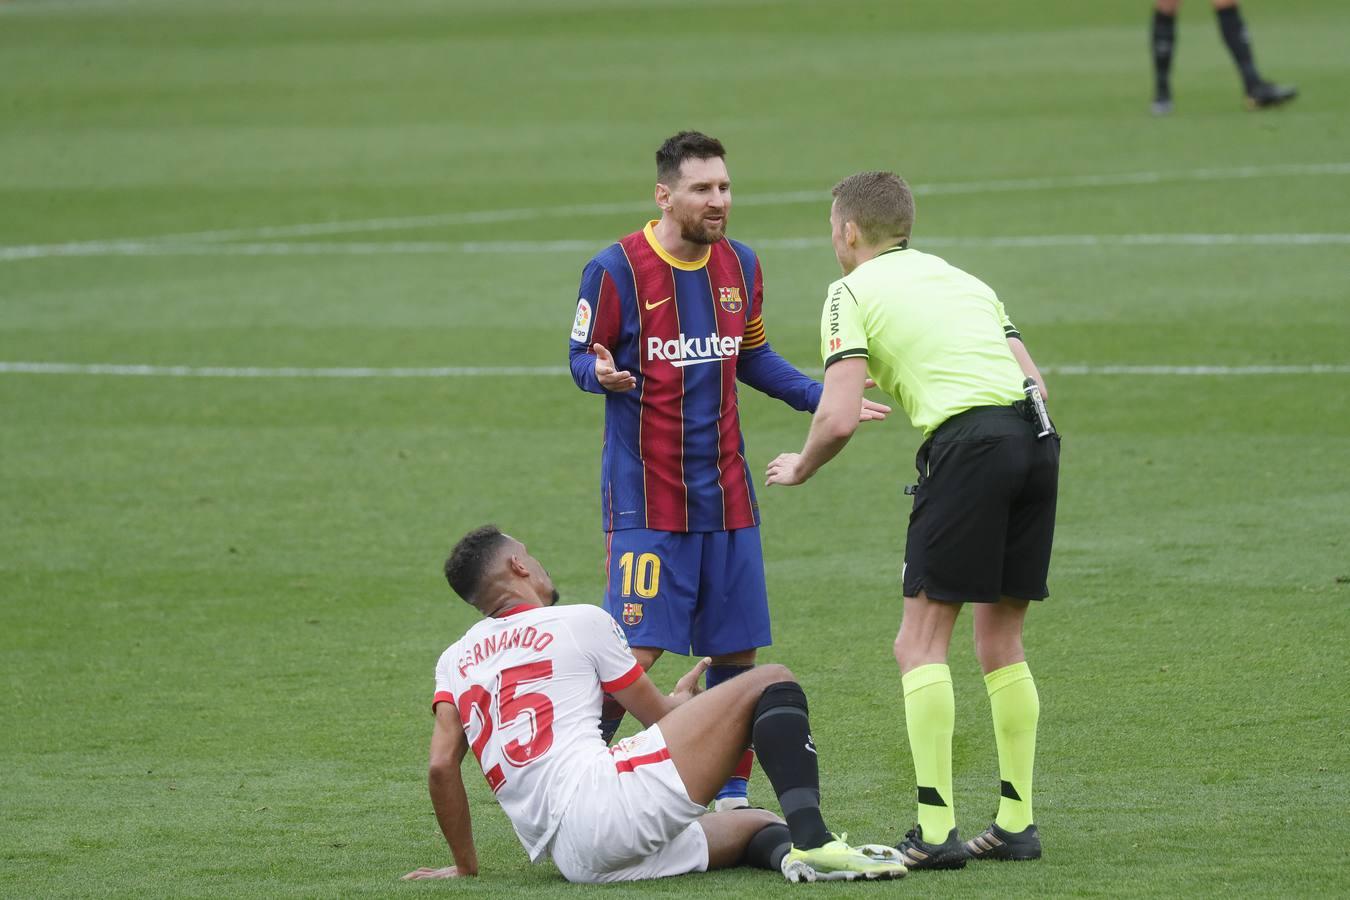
[2, 0, 1347, 896]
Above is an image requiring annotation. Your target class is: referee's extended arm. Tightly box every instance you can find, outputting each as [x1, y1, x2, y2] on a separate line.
[1007, 336, 1048, 400]
[765, 358, 868, 486]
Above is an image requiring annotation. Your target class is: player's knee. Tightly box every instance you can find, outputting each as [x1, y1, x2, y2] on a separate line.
[752, 662, 794, 688]
[751, 678, 808, 724]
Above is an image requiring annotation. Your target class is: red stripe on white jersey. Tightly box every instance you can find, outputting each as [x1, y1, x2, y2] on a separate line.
[614, 747, 672, 774]
[600, 661, 644, 693]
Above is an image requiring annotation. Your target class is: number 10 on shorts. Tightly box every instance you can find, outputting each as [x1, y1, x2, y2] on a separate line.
[617, 552, 660, 598]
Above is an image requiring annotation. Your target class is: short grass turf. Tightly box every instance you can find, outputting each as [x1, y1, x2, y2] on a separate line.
[2, 0, 1348, 897]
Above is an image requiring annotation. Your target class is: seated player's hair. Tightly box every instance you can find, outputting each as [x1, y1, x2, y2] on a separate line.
[444, 525, 509, 606]
[831, 171, 915, 246]
[656, 131, 726, 185]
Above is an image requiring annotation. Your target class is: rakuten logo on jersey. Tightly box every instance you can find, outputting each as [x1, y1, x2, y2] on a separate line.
[647, 332, 743, 368]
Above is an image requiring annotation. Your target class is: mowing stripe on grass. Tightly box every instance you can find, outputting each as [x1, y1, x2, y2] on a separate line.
[2, 362, 1346, 379]
[2, 161, 1346, 261]
[3, 233, 1347, 261]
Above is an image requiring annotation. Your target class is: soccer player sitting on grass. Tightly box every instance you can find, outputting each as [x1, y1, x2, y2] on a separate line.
[403, 525, 907, 884]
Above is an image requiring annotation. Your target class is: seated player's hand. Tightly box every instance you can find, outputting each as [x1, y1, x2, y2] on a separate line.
[593, 343, 637, 392]
[670, 656, 711, 704]
[765, 452, 807, 487]
[859, 379, 891, 422]
[402, 865, 472, 880]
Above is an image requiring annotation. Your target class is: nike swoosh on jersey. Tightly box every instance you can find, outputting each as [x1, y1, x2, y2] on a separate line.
[670, 356, 726, 368]
[644, 297, 672, 310]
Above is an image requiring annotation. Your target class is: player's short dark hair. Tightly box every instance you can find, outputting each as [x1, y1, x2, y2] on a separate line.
[444, 525, 510, 606]
[831, 171, 915, 245]
[656, 131, 726, 185]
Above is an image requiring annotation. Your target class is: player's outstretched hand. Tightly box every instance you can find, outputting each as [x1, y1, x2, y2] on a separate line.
[593, 343, 637, 392]
[764, 452, 807, 487]
[860, 378, 891, 422]
[402, 865, 472, 880]
[671, 657, 712, 704]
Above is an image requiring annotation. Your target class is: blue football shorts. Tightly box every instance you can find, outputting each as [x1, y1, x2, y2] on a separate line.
[602, 527, 771, 657]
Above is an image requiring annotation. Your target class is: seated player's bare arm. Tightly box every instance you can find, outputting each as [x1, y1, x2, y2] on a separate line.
[611, 657, 710, 727]
[403, 704, 477, 880]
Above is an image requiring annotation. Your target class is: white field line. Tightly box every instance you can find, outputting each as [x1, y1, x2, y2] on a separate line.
[3, 233, 1349, 262]
[2, 161, 1347, 260]
[1, 362, 1346, 379]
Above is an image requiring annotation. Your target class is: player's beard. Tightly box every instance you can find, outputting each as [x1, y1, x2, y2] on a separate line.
[548, 588, 560, 606]
[679, 210, 727, 245]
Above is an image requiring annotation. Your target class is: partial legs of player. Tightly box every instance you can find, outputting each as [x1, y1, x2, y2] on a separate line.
[653, 663, 907, 881]
[1150, 0, 1297, 115]
[965, 598, 1042, 861]
[703, 648, 757, 810]
[602, 644, 759, 811]
[891, 593, 968, 869]
[890, 592, 1044, 867]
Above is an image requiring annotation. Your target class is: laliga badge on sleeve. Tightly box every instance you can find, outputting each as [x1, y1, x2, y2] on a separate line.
[571, 298, 592, 342]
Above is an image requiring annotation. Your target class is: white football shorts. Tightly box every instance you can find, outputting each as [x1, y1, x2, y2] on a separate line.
[547, 723, 709, 883]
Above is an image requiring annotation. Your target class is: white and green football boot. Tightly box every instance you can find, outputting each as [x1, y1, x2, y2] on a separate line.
[780, 836, 908, 883]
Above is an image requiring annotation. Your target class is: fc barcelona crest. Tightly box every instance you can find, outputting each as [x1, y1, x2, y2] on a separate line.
[622, 602, 644, 625]
[717, 286, 744, 314]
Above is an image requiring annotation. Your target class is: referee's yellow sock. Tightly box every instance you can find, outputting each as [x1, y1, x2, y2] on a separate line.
[902, 663, 956, 842]
[986, 661, 1038, 833]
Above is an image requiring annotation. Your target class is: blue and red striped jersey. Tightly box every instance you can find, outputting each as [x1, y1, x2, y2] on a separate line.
[568, 222, 821, 533]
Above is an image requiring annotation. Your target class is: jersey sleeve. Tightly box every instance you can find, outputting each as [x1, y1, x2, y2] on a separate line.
[432, 646, 456, 712]
[822, 280, 869, 368]
[568, 258, 623, 393]
[994, 294, 1021, 340]
[742, 262, 767, 350]
[572, 607, 644, 692]
[737, 256, 822, 410]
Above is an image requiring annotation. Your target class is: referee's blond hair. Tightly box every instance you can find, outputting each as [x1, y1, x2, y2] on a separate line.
[832, 171, 915, 245]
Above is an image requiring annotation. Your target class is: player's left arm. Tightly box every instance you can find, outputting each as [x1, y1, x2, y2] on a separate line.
[737, 341, 823, 412]
[999, 301, 1048, 399]
[403, 704, 478, 880]
[765, 357, 867, 487]
[737, 328, 889, 422]
[1008, 336, 1048, 400]
[611, 657, 711, 728]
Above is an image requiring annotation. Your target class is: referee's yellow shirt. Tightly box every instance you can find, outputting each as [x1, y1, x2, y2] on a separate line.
[821, 245, 1026, 437]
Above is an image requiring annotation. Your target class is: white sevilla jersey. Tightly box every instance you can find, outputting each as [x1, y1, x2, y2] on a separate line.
[433, 603, 643, 861]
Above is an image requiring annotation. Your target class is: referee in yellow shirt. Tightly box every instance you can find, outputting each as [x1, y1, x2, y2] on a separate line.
[766, 171, 1058, 869]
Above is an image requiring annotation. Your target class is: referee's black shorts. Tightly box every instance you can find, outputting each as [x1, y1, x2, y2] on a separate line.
[902, 404, 1060, 604]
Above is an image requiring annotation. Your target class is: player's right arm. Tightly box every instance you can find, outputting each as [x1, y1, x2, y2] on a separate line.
[611, 657, 711, 727]
[403, 703, 478, 879]
[567, 258, 633, 393]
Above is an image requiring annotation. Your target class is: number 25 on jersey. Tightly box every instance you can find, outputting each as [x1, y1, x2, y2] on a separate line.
[457, 661, 556, 792]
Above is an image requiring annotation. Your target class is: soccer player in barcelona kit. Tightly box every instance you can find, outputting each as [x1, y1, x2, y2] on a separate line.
[403, 526, 908, 884]
[566, 131, 889, 809]
[767, 172, 1059, 869]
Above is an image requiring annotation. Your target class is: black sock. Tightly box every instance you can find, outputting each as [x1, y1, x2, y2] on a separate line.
[751, 681, 832, 850]
[598, 693, 625, 745]
[1151, 9, 1176, 100]
[745, 822, 792, 870]
[1216, 5, 1261, 91]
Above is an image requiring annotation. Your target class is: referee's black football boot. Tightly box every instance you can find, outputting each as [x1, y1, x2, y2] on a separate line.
[1245, 80, 1297, 110]
[893, 826, 969, 870]
[964, 822, 1042, 861]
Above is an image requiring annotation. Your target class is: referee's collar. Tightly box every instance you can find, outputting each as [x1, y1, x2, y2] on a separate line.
[878, 239, 909, 257]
